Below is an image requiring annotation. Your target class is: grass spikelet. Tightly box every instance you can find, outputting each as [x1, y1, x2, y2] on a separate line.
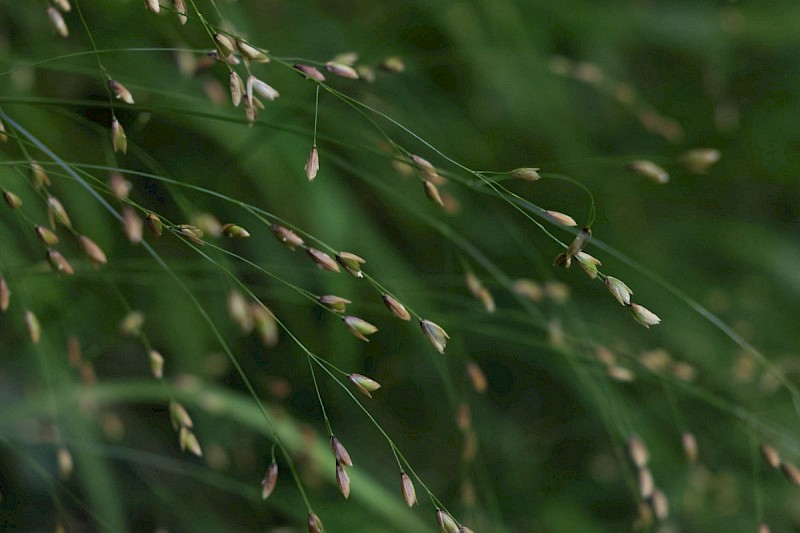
[628, 435, 649, 468]
[111, 118, 127, 154]
[122, 207, 143, 243]
[47, 249, 74, 275]
[780, 462, 800, 486]
[250, 304, 279, 347]
[545, 210, 577, 227]
[35, 226, 59, 246]
[424, 180, 444, 207]
[307, 248, 340, 272]
[627, 160, 669, 184]
[325, 62, 359, 79]
[575, 252, 601, 279]
[335, 463, 351, 499]
[638, 467, 654, 498]
[237, 39, 269, 62]
[0, 118, 6, 142]
[650, 488, 669, 520]
[170, 401, 194, 429]
[629, 303, 661, 328]
[227, 290, 253, 332]
[119, 311, 144, 336]
[271, 224, 304, 250]
[379, 56, 405, 73]
[109, 173, 132, 201]
[607, 365, 634, 382]
[173, 0, 187, 24]
[294, 64, 326, 82]
[681, 432, 698, 463]
[229, 71, 244, 107]
[30, 161, 51, 190]
[513, 279, 543, 302]
[109, 80, 134, 104]
[308, 512, 324, 533]
[678, 148, 720, 174]
[318, 295, 350, 313]
[25, 310, 41, 344]
[509, 167, 541, 181]
[330, 436, 352, 467]
[145, 213, 162, 238]
[47, 6, 69, 37]
[47, 196, 72, 228]
[177, 224, 204, 244]
[0, 277, 9, 312]
[305, 147, 319, 181]
[149, 350, 164, 378]
[179, 426, 203, 457]
[760, 443, 781, 469]
[336, 252, 365, 278]
[144, 0, 160, 14]
[78, 235, 108, 265]
[348, 373, 381, 397]
[57, 447, 73, 479]
[214, 33, 235, 58]
[343, 316, 378, 341]
[605, 277, 633, 306]
[436, 510, 459, 533]
[420, 319, 449, 354]
[382, 294, 411, 321]
[221, 223, 250, 238]
[400, 472, 417, 507]
[3, 191, 22, 209]
[466, 361, 487, 393]
[261, 462, 278, 499]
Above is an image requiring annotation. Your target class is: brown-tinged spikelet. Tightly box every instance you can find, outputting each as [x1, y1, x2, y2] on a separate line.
[629, 303, 661, 328]
[47, 6, 69, 37]
[229, 71, 244, 107]
[627, 160, 669, 184]
[111, 117, 127, 154]
[305, 147, 319, 181]
[325, 62, 359, 79]
[308, 512, 324, 533]
[109, 79, 134, 104]
[47, 196, 71, 228]
[343, 316, 378, 341]
[437, 510, 459, 533]
[4, 191, 22, 209]
[336, 463, 350, 499]
[382, 294, 411, 321]
[760, 443, 781, 469]
[173, 0, 187, 24]
[510, 167, 541, 181]
[222, 223, 250, 238]
[401, 472, 417, 506]
[79, 235, 107, 265]
[149, 350, 164, 378]
[330, 436, 352, 467]
[678, 148, 720, 174]
[25, 310, 41, 344]
[545, 210, 577, 227]
[466, 361, 487, 393]
[261, 462, 278, 499]
[35, 225, 59, 246]
[336, 252, 365, 278]
[628, 435, 649, 468]
[0, 277, 10, 312]
[294, 64, 326, 82]
[109, 173, 132, 200]
[348, 374, 381, 398]
[318, 295, 350, 313]
[237, 39, 269, 62]
[424, 180, 444, 206]
[145, 213, 163, 237]
[47, 250, 74, 275]
[228, 290, 253, 332]
[682, 432, 698, 463]
[271, 224, 304, 250]
[122, 207, 143, 243]
[307, 248, 340, 272]
[780, 462, 800, 486]
[30, 161, 51, 190]
[420, 319, 449, 354]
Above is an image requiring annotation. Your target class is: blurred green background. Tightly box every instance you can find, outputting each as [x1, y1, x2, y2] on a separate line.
[1, 0, 800, 531]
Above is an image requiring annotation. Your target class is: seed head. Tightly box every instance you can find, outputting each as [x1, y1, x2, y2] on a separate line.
[308, 512, 324, 533]
[325, 62, 359, 79]
[760, 443, 781, 469]
[47, 196, 71, 228]
[379, 56, 406, 73]
[782, 462, 800, 486]
[222, 223, 250, 239]
[35, 225, 59, 246]
[627, 160, 669, 184]
[545, 210, 577, 227]
[628, 435, 649, 468]
[246, 75, 279, 107]
[229, 71, 244, 107]
[400, 472, 417, 507]
[343, 316, 378, 341]
[0, 277, 9, 312]
[122, 207, 143, 243]
[144, 0, 160, 14]
[109, 79, 134, 104]
[111, 118, 127, 154]
[318, 295, 350, 313]
[109, 173, 132, 200]
[575, 252, 601, 279]
[79, 235, 108, 265]
[638, 467, 654, 499]
[270, 224, 304, 250]
[336, 463, 351, 499]
[382, 294, 411, 321]
[47, 6, 69, 37]
[47, 250, 74, 275]
[566, 227, 591, 258]
[605, 276, 633, 306]
[170, 401, 193, 429]
[213, 33, 235, 59]
[237, 39, 269, 62]
[348, 374, 381, 398]
[681, 432, 698, 463]
[30, 161, 51, 190]
[510, 167, 541, 181]
[57, 447, 73, 479]
[424, 180, 444, 206]
[179, 426, 203, 457]
[678, 148, 720, 174]
[262, 462, 278, 499]
[173, 0, 187, 24]
[608, 365, 635, 382]
[145, 213, 163, 238]
[227, 290, 253, 332]
[177, 224, 204, 244]
[3, 191, 21, 209]
[294, 64, 326, 81]
[629, 303, 661, 328]
[25, 310, 41, 344]
[336, 252, 365, 278]
[307, 248, 340, 272]
[466, 361, 487, 393]
[436, 510, 459, 533]
[207, 49, 240, 66]
[250, 304, 279, 347]
[329, 436, 352, 467]
[149, 350, 164, 378]
[651, 488, 669, 520]
[119, 310, 145, 336]
[513, 279, 543, 302]
[420, 319, 449, 354]
[304, 146, 320, 181]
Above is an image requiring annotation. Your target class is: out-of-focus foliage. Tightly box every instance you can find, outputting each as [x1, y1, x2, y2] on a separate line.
[1, 0, 800, 531]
